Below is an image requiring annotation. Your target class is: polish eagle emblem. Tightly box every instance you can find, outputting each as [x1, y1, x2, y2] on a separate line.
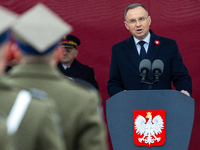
[134, 111, 165, 147]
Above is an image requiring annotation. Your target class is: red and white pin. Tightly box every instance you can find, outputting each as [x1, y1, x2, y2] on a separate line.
[154, 40, 160, 45]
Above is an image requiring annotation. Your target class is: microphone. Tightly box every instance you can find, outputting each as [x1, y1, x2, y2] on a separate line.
[139, 59, 151, 83]
[152, 59, 164, 83]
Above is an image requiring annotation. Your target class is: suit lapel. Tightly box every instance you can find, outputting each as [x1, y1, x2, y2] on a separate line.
[146, 30, 162, 62]
[122, 31, 162, 70]
[123, 36, 141, 70]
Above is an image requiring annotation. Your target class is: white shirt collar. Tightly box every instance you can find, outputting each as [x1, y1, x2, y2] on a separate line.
[133, 32, 151, 54]
[62, 64, 70, 70]
[133, 32, 151, 44]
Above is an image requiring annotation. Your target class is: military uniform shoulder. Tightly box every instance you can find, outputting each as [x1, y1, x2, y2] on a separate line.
[83, 65, 94, 71]
[60, 77, 100, 105]
[28, 88, 48, 101]
[64, 78, 91, 93]
[76, 60, 94, 70]
[71, 81, 99, 99]
[85, 65, 94, 70]
[73, 59, 91, 70]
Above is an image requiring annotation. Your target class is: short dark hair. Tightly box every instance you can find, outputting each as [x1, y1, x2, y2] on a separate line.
[124, 3, 148, 20]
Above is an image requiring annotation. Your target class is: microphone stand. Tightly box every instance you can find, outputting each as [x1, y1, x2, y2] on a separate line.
[141, 77, 159, 90]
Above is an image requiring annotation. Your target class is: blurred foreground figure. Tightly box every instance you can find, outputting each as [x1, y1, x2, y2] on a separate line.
[7, 3, 108, 150]
[0, 5, 65, 150]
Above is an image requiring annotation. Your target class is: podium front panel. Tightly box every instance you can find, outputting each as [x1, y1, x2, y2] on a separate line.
[106, 90, 195, 150]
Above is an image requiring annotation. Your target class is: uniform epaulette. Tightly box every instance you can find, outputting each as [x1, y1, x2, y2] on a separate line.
[29, 88, 48, 100]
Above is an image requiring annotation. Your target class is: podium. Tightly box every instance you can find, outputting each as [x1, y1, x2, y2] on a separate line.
[106, 90, 195, 150]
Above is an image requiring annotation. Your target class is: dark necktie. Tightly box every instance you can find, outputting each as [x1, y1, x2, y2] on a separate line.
[138, 41, 146, 60]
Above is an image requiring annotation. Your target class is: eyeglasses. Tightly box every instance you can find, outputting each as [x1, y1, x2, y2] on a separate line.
[126, 16, 149, 24]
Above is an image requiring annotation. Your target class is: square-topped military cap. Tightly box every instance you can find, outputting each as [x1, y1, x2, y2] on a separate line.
[0, 6, 17, 44]
[11, 3, 72, 54]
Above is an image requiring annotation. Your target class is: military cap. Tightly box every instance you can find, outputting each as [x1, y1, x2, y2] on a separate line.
[60, 34, 80, 48]
[0, 6, 17, 45]
[11, 3, 72, 55]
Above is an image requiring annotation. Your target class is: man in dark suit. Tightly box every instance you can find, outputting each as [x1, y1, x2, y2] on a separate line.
[107, 3, 192, 97]
[57, 35, 99, 90]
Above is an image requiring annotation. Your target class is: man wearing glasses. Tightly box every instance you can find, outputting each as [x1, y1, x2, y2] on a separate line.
[107, 3, 192, 97]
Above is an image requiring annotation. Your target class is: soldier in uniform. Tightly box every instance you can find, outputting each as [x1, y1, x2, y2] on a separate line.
[0, 5, 66, 150]
[7, 3, 108, 150]
[57, 35, 99, 90]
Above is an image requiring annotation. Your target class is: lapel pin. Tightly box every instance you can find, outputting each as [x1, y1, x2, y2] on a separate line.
[154, 40, 160, 45]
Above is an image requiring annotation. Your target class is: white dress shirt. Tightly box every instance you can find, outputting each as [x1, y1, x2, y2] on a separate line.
[133, 32, 151, 55]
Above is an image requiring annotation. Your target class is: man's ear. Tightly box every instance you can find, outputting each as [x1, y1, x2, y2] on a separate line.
[75, 49, 78, 57]
[5, 42, 22, 65]
[0, 41, 11, 73]
[148, 16, 151, 26]
[124, 21, 129, 30]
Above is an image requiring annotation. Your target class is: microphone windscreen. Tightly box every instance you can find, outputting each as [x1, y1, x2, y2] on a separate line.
[152, 59, 164, 73]
[139, 59, 151, 73]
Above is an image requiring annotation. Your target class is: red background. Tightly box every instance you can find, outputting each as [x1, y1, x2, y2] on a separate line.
[1, 0, 199, 149]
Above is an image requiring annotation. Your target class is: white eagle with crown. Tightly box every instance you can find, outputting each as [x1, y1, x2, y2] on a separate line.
[134, 112, 164, 145]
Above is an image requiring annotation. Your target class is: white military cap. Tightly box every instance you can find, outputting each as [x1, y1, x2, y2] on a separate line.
[11, 3, 72, 54]
[0, 6, 17, 44]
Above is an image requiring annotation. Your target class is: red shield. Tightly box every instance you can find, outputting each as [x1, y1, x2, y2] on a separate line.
[133, 110, 165, 148]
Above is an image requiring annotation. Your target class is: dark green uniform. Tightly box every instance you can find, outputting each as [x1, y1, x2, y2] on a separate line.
[0, 111, 11, 150]
[0, 3, 67, 150]
[0, 77, 66, 150]
[7, 62, 108, 150]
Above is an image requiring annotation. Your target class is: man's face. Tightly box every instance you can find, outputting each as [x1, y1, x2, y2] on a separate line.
[59, 46, 78, 65]
[124, 6, 151, 41]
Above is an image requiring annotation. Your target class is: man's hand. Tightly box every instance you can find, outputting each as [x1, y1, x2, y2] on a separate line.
[181, 90, 190, 97]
